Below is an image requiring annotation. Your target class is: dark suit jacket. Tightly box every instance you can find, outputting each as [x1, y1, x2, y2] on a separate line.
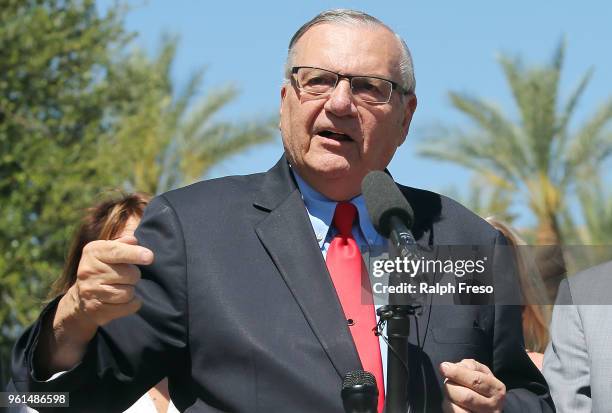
[12, 156, 553, 412]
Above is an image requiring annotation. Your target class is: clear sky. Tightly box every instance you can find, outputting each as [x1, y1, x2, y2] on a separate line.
[99, 0, 612, 225]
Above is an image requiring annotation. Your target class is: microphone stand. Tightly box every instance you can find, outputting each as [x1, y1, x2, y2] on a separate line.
[377, 304, 415, 413]
[378, 217, 424, 413]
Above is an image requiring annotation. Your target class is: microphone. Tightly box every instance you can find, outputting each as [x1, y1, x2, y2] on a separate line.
[341, 370, 379, 413]
[362, 171, 418, 413]
[362, 170, 424, 303]
[362, 171, 416, 258]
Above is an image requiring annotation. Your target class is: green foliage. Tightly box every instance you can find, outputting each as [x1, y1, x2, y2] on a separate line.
[443, 178, 517, 225]
[0, 1, 131, 381]
[98, 36, 277, 194]
[0, 0, 276, 385]
[574, 177, 612, 244]
[419, 39, 612, 246]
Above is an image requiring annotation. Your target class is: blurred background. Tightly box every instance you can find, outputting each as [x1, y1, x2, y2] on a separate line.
[1, 0, 611, 387]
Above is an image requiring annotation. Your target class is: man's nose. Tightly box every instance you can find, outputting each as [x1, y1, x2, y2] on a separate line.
[324, 79, 357, 117]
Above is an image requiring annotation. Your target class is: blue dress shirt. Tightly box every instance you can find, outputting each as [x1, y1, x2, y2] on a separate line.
[293, 170, 389, 392]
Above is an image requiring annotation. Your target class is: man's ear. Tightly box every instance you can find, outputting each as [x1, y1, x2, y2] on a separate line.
[399, 94, 417, 145]
[279, 85, 288, 129]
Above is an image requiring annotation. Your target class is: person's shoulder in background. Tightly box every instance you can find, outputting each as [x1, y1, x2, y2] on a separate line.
[567, 260, 612, 304]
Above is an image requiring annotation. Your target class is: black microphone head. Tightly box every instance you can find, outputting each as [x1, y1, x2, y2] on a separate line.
[362, 170, 414, 237]
[342, 370, 377, 390]
[341, 370, 378, 413]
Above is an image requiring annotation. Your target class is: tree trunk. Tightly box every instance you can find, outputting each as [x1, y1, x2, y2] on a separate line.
[535, 213, 566, 302]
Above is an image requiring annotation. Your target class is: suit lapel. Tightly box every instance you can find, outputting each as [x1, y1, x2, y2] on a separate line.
[253, 157, 361, 379]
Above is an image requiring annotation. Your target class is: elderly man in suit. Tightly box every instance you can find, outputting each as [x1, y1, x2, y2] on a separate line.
[12, 9, 552, 412]
[544, 260, 612, 412]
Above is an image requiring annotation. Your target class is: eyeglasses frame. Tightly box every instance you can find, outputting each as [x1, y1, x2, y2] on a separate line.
[290, 65, 410, 104]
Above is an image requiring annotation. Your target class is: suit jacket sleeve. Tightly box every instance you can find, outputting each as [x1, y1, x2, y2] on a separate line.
[543, 279, 590, 413]
[494, 305, 555, 412]
[11, 195, 189, 413]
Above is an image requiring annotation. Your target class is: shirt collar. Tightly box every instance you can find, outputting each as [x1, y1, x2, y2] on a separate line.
[292, 169, 384, 248]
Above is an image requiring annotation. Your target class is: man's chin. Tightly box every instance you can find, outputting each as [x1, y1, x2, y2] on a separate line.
[292, 161, 362, 200]
[308, 157, 354, 179]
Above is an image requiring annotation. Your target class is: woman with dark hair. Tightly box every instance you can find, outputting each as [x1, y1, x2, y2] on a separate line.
[486, 217, 551, 370]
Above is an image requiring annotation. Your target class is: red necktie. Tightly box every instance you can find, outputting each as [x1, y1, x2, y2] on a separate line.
[326, 202, 385, 413]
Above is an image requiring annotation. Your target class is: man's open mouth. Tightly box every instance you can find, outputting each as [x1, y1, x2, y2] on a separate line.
[318, 130, 353, 142]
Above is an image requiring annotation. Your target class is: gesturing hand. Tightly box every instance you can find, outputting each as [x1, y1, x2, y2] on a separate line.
[440, 359, 506, 413]
[65, 235, 154, 328]
[36, 235, 154, 376]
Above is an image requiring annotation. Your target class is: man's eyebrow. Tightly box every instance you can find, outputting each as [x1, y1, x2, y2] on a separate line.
[316, 67, 397, 82]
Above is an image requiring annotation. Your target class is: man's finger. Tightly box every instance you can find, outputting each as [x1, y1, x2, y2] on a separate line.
[85, 240, 154, 266]
[442, 397, 471, 413]
[457, 359, 492, 375]
[96, 298, 143, 325]
[103, 263, 142, 285]
[116, 235, 138, 245]
[77, 260, 142, 286]
[444, 379, 491, 412]
[440, 362, 500, 397]
[96, 284, 136, 305]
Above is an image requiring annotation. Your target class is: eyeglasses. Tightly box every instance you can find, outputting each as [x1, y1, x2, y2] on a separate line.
[291, 66, 408, 104]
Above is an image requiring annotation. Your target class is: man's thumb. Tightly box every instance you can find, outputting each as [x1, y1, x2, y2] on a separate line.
[116, 235, 138, 245]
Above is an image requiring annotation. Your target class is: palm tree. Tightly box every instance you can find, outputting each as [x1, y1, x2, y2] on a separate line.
[575, 179, 612, 245]
[443, 178, 517, 225]
[556, 173, 612, 279]
[419, 40, 612, 298]
[100, 36, 277, 194]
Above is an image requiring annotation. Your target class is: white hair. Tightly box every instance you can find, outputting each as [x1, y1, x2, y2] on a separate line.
[284, 9, 416, 94]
